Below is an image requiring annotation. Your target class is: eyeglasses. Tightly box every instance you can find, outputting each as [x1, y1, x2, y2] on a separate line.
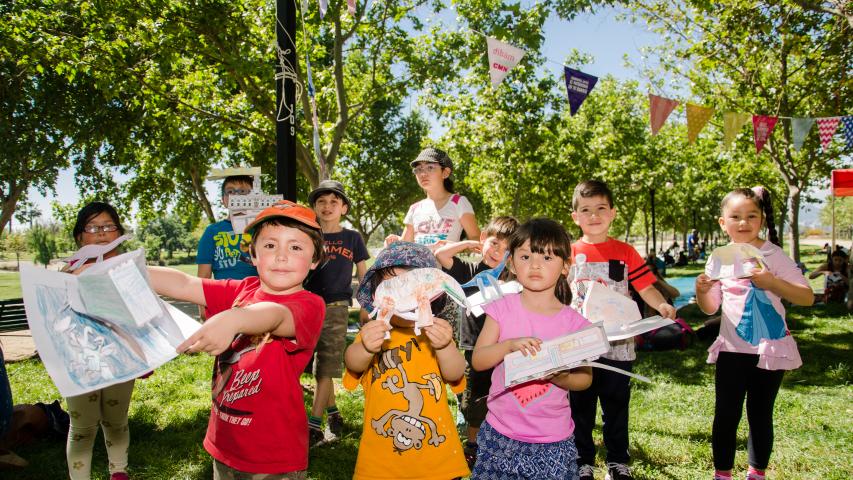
[412, 164, 441, 175]
[83, 224, 119, 234]
[224, 188, 251, 196]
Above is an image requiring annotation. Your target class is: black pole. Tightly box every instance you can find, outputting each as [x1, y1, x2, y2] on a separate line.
[275, 0, 297, 201]
[650, 188, 657, 254]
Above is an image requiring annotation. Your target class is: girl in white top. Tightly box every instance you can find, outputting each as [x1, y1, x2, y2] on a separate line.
[385, 147, 480, 248]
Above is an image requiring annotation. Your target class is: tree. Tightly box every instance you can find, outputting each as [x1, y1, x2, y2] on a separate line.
[629, 0, 852, 261]
[13, 199, 42, 229]
[28, 225, 58, 266]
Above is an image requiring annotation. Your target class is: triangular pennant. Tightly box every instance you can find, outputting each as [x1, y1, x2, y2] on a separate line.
[486, 37, 525, 88]
[347, 0, 356, 15]
[791, 118, 815, 151]
[841, 116, 853, 149]
[319, 0, 328, 18]
[686, 104, 714, 143]
[649, 94, 679, 135]
[816, 117, 841, 150]
[723, 112, 751, 148]
[752, 115, 779, 153]
[563, 67, 598, 116]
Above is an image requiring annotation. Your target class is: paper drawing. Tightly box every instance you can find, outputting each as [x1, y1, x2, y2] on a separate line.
[707, 243, 766, 280]
[581, 282, 674, 340]
[371, 268, 467, 337]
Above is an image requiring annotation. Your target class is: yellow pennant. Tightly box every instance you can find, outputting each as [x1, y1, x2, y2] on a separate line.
[723, 112, 751, 148]
[686, 104, 714, 143]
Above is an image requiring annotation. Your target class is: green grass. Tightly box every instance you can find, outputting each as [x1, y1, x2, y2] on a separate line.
[0, 271, 22, 299]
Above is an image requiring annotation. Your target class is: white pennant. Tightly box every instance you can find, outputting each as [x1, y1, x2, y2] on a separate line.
[791, 118, 815, 151]
[319, 0, 328, 19]
[486, 37, 525, 88]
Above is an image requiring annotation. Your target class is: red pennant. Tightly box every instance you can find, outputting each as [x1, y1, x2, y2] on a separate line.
[752, 115, 778, 153]
[649, 94, 679, 135]
[816, 117, 840, 150]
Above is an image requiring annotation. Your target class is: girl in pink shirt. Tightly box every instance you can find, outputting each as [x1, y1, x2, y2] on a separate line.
[471, 218, 593, 479]
[696, 187, 813, 480]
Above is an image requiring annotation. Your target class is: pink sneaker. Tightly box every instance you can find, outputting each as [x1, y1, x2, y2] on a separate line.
[110, 473, 130, 480]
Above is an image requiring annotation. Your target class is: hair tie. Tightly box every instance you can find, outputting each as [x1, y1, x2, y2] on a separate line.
[752, 186, 765, 197]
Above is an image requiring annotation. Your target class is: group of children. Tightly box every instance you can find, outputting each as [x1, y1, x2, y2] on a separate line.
[62, 147, 813, 480]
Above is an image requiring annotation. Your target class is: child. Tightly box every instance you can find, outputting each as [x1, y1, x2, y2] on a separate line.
[304, 180, 370, 446]
[695, 187, 813, 480]
[808, 249, 849, 303]
[343, 242, 470, 479]
[149, 200, 326, 479]
[471, 218, 593, 479]
[568, 180, 677, 480]
[63, 202, 134, 480]
[434, 215, 519, 467]
[385, 147, 480, 248]
[196, 175, 258, 280]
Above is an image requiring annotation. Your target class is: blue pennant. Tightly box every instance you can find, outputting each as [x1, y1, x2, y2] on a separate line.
[736, 288, 787, 346]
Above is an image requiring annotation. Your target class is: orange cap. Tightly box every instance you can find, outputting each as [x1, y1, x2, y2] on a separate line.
[244, 200, 321, 235]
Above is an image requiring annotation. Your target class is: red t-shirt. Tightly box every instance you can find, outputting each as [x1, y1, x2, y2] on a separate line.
[201, 277, 325, 473]
[569, 238, 656, 306]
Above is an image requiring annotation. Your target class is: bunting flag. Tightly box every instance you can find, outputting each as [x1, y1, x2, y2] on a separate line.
[723, 112, 751, 148]
[816, 117, 840, 150]
[563, 68, 598, 116]
[841, 116, 853, 149]
[791, 118, 815, 151]
[486, 37, 525, 88]
[319, 0, 328, 18]
[752, 115, 778, 153]
[686, 104, 714, 143]
[347, 0, 356, 15]
[649, 94, 679, 135]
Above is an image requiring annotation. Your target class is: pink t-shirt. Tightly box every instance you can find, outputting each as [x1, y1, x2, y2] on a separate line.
[704, 241, 807, 370]
[483, 293, 591, 443]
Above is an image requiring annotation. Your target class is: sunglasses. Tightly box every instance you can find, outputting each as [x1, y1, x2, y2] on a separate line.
[224, 188, 251, 196]
[412, 164, 442, 175]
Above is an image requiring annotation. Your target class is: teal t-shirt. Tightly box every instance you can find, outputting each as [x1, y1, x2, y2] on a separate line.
[196, 219, 258, 280]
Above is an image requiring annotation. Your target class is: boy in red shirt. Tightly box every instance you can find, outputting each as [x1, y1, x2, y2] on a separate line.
[568, 181, 676, 480]
[149, 200, 326, 479]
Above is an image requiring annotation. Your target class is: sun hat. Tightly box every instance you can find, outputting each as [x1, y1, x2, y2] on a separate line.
[308, 180, 352, 207]
[244, 200, 321, 236]
[409, 147, 453, 170]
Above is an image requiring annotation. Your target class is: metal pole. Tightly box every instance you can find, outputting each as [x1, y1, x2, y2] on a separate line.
[651, 188, 657, 254]
[276, 0, 297, 201]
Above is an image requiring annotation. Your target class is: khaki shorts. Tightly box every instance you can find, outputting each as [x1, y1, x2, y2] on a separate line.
[313, 303, 349, 378]
[213, 459, 307, 480]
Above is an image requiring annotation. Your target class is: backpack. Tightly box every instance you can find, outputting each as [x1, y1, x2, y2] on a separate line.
[635, 318, 694, 351]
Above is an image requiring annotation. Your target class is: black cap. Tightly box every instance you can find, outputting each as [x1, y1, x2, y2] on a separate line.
[308, 180, 351, 207]
[409, 147, 453, 170]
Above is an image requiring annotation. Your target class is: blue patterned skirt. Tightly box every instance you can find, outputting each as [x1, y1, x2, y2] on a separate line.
[471, 421, 579, 479]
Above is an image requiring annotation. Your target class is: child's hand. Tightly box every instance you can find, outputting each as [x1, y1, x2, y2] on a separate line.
[423, 317, 454, 350]
[657, 303, 677, 319]
[360, 319, 391, 354]
[506, 337, 542, 356]
[384, 234, 401, 247]
[749, 267, 777, 290]
[177, 311, 239, 356]
[695, 274, 716, 294]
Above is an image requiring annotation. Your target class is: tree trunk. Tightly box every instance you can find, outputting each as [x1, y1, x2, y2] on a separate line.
[643, 204, 650, 254]
[787, 186, 801, 262]
[623, 207, 635, 244]
[189, 166, 215, 223]
[0, 181, 26, 238]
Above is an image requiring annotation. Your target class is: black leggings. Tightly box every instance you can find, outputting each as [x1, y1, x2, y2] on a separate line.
[712, 352, 784, 470]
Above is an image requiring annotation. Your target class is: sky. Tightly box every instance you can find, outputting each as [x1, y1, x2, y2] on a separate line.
[22, 5, 829, 228]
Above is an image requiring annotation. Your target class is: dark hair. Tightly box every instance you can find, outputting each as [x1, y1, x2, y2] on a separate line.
[221, 175, 255, 197]
[829, 250, 849, 273]
[508, 218, 572, 305]
[73, 202, 125, 246]
[482, 216, 519, 240]
[572, 180, 614, 210]
[720, 186, 779, 246]
[443, 176, 455, 193]
[249, 217, 325, 264]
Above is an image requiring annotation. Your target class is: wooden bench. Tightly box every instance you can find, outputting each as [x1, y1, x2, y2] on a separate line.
[0, 298, 28, 333]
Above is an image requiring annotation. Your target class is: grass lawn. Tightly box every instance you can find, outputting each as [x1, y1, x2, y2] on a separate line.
[4, 246, 852, 478]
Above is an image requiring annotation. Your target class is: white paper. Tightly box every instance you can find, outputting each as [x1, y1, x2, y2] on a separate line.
[707, 243, 766, 280]
[503, 324, 610, 387]
[468, 280, 523, 317]
[20, 249, 201, 397]
[581, 282, 674, 341]
[604, 315, 674, 341]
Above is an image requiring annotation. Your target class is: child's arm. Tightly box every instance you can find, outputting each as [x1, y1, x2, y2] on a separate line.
[400, 224, 414, 242]
[550, 366, 593, 391]
[636, 284, 677, 319]
[695, 274, 720, 314]
[460, 213, 480, 243]
[808, 262, 829, 279]
[355, 260, 368, 282]
[750, 268, 814, 306]
[433, 240, 481, 269]
[344, 318, 390, 374]
[148, 266, 206, 306]
[176, 301, 298, 355]
[422, 317, 465, 382]
[472, 316, 541, 371]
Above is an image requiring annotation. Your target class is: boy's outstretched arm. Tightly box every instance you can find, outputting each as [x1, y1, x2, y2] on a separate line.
[637, 285, 677, 319]
[177, 301, 297, 355]
[434, 240, 481, 269]
[148, 266, 206, 306]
